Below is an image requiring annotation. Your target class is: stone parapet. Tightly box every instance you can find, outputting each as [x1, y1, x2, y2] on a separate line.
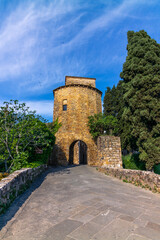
[0, 165, 47, 213]
[97, 136, 122, 168]
[98, 167, 160, 193]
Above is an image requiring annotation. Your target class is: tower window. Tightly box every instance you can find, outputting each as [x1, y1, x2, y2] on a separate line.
[63, 99, 67, 111]
[63, 104, 67, 111]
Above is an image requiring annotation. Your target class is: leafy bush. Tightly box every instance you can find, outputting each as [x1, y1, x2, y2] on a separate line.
[27, 148, 51, 165]
[0, 100, 61, 172]
[154, 164, 160, 175]
[24, 161, 46, 168]
[88, 113, 118, 139]
[122, 153, 146, 170]
[10, 152, 29, 173]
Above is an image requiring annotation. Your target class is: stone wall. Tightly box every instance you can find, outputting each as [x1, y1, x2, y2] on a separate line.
[98, 167, 160, 193]
[97, 136, 122, 168]
[0, 165, 47, 213]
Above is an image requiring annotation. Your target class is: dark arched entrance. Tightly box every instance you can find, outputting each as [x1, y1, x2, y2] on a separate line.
[69, 140, 87, 165]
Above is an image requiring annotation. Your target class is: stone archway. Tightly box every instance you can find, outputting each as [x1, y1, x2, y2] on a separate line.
[69, 140, 87, 165]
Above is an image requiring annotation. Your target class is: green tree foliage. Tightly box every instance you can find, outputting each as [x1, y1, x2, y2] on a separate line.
[88, 113, 118, 139]
[122, 153, 146, 170]
[120, 30, 160, 170]
[103, 87, 113, 116]
[103, 85, 119, 117]
[46, 118, 62, 135]
[103, 81, 134, 150]
[0, 100, 60, 172]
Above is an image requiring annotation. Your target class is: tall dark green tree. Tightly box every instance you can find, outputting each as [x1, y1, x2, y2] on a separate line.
[103, 87, 113, 116]
[103, 81, 132, 150]
[120, 30, 160, 170]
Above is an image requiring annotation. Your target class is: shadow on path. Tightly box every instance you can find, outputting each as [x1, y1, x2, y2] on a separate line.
[0, 165, 78, 231]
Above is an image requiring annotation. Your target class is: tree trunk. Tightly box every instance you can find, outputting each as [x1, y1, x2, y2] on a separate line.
[16, 145, 19, 155]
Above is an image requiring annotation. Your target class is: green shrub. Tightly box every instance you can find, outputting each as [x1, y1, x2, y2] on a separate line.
[154, 164, 160, 175]
[122, 153, 146, 170]
[11, 152, 29, 173]
[88, 113, 118, 139]
[24, 161, 46, 168]
[28, 148, 51, 164]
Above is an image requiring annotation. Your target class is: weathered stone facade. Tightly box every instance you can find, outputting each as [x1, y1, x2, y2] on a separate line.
[65, 76, 96, 87]
[97, 136, 122, 168]
[51, 76, 122, 167]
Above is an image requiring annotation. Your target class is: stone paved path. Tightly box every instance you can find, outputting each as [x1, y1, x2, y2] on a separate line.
[1, 166, 160, 240]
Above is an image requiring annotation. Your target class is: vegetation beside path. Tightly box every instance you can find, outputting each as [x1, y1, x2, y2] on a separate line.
[0, 100, 61, 177]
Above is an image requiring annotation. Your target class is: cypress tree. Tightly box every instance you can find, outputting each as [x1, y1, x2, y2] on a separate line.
[103, 85, 119, 117]
[103, 87, 113, 116]
[120, 30, 160, 170]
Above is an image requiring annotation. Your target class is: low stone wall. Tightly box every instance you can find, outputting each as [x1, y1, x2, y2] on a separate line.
[0, 165, 47, 213]
[98, 167, 160, 193]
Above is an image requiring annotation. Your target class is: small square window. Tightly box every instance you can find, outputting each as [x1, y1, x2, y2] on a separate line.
[63, 104, 67, 111]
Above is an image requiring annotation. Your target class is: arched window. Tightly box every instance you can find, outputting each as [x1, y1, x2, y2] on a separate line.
[63, 99, 67, 111]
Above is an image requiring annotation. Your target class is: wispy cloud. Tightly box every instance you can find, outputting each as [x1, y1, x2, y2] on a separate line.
[0, 0, 157, 100]
[53, 0, 148, 51]
[0, 0, 80, 81]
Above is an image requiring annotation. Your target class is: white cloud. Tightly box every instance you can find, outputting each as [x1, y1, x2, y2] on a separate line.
[0, 99, 53, 118]
[25, 100, 53, 117]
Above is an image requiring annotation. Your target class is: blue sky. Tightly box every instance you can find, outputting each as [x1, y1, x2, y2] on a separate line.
[0, 0, 160, 121]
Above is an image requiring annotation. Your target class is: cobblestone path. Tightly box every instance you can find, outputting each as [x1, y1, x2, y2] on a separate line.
[1, 166, 160, 240]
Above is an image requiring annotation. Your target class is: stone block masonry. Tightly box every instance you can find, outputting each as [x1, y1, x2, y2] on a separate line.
[51, 76, 122, 168]
[98, 167, 160, 193]
[65, 76, 96, 87]
[0, 165, 47, 213]
[52, 76, 102, 166]
[97, 136, 122, 168]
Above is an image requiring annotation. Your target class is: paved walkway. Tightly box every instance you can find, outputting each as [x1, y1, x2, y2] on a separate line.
[1, 166, 160, 240]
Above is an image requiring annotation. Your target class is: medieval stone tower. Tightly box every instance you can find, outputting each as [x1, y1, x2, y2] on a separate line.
[52, 76, 102, 166]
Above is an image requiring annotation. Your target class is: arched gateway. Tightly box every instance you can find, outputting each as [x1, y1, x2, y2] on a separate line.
[69, 140, 87, 165]
[51, 76, 102, 166]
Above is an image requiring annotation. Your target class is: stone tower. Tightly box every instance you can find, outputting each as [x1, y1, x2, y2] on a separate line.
[52, 76, 102, 166]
